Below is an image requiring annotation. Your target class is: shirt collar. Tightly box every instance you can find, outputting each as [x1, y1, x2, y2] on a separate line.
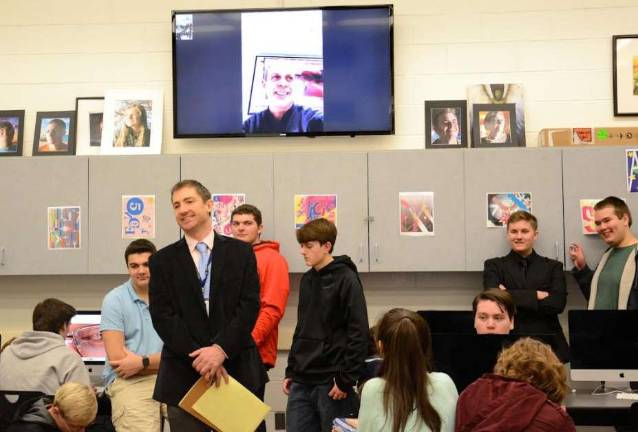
[508, 249, 537, 262]
[125, 279, 146, 304]
[184, 228, 215, 253]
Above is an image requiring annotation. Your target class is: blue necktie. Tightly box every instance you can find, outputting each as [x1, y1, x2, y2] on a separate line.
[195, 242, 209, 282]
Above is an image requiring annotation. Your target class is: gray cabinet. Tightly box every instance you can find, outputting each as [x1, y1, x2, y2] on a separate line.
[88, 155, 180, 274]
[464, 148, 564, 271]
[562, 147, 638, 269]
[368, 150, 465, 271]
[181, 153, 275, 240]
[274, 152, 368, 273]
[0, 157, 89, 275]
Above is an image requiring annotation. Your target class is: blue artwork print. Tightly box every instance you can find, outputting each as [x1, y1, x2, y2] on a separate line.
[626, 149, 638, 192]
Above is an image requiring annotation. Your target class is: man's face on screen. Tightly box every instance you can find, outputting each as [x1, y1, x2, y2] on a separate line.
[263, 63, 296, 112]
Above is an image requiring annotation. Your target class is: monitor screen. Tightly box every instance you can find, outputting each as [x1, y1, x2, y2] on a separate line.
[172, 5, 394, 138]
[569, 310, 638, 381]
[418, 310, 474, 333]
[65, 311, 106, 364]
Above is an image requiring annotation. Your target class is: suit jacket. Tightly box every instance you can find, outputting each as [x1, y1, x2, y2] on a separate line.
[149, 233, 265, 406]
[483, 250, 570, 362]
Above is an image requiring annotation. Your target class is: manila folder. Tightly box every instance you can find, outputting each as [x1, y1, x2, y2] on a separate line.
[179, 376, 271, 432]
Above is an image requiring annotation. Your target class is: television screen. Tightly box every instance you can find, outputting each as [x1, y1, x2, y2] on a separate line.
[172, 5, 394, 137]
[65, 311, 106, 364]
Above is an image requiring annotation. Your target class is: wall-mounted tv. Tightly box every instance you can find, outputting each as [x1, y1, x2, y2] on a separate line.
[172, 5, 394, 138]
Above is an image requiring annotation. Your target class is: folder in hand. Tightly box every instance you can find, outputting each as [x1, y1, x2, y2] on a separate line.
[179, 376, 271, 432]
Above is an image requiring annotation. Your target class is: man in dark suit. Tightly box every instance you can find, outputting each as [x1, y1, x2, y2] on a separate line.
[149, 179, 265, 431]
[483, 210, 569, 362]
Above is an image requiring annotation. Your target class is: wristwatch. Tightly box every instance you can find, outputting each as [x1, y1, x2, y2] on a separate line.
[142, 356, 150, 369]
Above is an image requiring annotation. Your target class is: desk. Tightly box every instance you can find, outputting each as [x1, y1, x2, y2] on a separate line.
[565, 390, 634, 426]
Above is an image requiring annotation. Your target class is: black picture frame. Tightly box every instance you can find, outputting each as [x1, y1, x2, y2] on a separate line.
[471, 103, 520, 148]
[425, 100, 467, 149]
[32, 111, 76, 156]
[0, 110, 25, 157]
[612, 34, 638, 116]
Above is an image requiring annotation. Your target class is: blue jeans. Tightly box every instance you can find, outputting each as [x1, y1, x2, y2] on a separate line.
[286, 382, 359, 432]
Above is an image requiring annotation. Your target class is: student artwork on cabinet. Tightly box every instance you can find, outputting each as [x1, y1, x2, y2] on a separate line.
[212, 194, 246, 236]
[47, 206, 81, 249]
[486, 193, 532, 228]
[122, 195, 156, 239]
[580, 199, 601, 235]
[626, 149, 638, 192]
[399, 192, 435, 236]
[294, 194, 337, 228]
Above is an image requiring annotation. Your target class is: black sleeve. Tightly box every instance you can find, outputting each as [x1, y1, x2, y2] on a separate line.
[483, 258, 501, 289]
[536, 260, 567, 315]
[148, 253, 199, 357]
[335, 274, 369, 391]
[213, 245, 260, 360]
[571, 265, 594, 302]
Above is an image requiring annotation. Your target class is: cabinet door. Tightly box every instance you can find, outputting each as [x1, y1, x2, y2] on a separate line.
[562, 147, 638, 269]
[89, 155, 180, 274]
[0, 157, 88, 275]
[274, 152, 368, 273]
[181, 153, 275, 240]
[368, 150, 465, 271]
[464, 148, 564, 271]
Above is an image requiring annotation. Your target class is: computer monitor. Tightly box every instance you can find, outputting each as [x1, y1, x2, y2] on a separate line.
[417, 310, 474, 334]
[569, 310, 638, 382]
[64, 311, 105, 364]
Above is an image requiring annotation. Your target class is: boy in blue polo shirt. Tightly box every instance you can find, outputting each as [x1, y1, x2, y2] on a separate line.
[101, 239, 163, 432]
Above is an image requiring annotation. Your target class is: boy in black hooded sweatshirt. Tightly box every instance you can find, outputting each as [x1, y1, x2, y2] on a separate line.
[283, 218, 369, 432]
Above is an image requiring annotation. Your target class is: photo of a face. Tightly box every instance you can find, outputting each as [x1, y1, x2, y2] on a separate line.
[38, 118, 70, 152]
[479, 111, 511, 145]
[112, 100, 152, 147]
[430, 108, 461, 145]
[0, 117, 19, 153]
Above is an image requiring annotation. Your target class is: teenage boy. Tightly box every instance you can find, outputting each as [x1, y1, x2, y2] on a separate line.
[472, 288, 516, 335]
[101, 239, 163, 432]
[569, 196, 638, 309]
[283, 218, 369, 432]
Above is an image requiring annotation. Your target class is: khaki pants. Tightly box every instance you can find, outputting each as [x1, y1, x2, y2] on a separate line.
[107, 374, 162, 432]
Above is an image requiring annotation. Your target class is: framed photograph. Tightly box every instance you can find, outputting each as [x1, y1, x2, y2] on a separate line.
[468, 83, 526, 146]
[101, 89, 163, 155]
[32, 111, 75, 156]
[75, 97, 104, 155]
[471, 103, 520, 148]
[425, 100, 467, 149]
[0, 110, 25, 156]
[613, 34, 638, 116]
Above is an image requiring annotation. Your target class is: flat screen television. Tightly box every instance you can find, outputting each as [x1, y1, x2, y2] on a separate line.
[569, 310, 638, 382]
[172, 5, 394, 138]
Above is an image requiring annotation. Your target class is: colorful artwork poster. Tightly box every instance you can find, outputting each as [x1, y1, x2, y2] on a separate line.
[212, 194, 246, 236]
[626, 149, 638, 192]
[399, 192, 435, 236]
[47, 206, 81, 249]
[122, 195, 155, 239]
[294, 194, 337, 229]
[580, 199, 601, 235]
[486, 193, 532, 228]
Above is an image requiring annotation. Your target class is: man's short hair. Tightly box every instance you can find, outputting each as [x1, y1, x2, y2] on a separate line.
[296, 218, 337, 253]
[0, 121, 15, 143]
[507, 210, 538, 231]
[594, 196, 632, 227]
[32, 298, 76, 333]
[494, 337, 568, 404]
[231, 204, 263, 226]
[432, 108, 457, 125]
[483, 111, 500, 124]
[53, 382, 98, 427]
[48, 118, 67, 132]
[170, 179, 211, 202]
[124, 239, 156, 264]
[472, 288, 516, 319]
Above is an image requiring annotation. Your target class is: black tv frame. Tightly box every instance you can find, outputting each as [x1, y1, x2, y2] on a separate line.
[171, 5, 395, 139]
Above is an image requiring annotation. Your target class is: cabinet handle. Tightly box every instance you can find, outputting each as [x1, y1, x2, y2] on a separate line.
[0, 247, 4, 266]
[374, 243, 380, 263]
[357, 243, 364, 264]
[554, 241, 559, 261]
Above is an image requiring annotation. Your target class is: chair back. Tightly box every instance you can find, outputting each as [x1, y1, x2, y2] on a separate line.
[0, 390, 45, 432]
